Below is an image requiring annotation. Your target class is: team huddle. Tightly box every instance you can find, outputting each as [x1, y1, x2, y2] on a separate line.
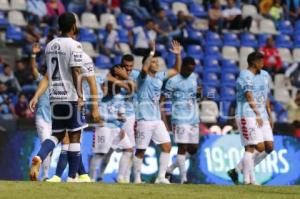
[29, 13, 274, 185]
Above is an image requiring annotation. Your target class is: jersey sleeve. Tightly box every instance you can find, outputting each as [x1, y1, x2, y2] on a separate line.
[69, 41, 84, 68]
[164, 79, 174, 98]
[240, 72, 254, 93]
[157, 71, 168, 81]
[81, 54, 95, 77]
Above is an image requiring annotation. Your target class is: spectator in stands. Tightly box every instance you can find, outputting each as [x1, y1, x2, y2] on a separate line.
[23, 23, 41, 56]
[129, 19, 157, 56]
[46, 0, 66, 26]
[107, 0, 121, 15]
[283, 0, 300, 21]
[260, 37, 283, 75]
[268, 0, 284, 21]
[121, 0, 151, 21]
[285, 62, 300, 88]
[154, 8, 181, 46]
[209, 0, 224, 33]
[88, 0, 108, 19]
[15, 93, 33, 118]
[27, 0, 47, 26]
[286, 90, 300, 130]
[14, 60, 35, 87]
[0, 82, 17, 120]
[100, 22, 122, 58]
[259, 0, 273, 17]
[222, 0, 252, 31]
[0, 64, 21, 94]
[139, 0, 160, 15]
[67, 0, 86, 16]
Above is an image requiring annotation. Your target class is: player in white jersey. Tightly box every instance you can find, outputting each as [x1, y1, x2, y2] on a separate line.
[29, 13, 100, 181]
[133, 41, 182, 184]
[227, 52, 274, 185]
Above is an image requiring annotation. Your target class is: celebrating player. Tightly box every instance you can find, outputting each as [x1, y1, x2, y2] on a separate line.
[228, 52, 274, 185]
[133, 40, 182, 184]
[29, 13, 100, 181]
[163, 57, 201, 184]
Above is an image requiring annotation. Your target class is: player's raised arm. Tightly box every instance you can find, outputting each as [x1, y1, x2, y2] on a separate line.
[30, 43, 41, 80]
[107, 66, 136, 94]
[167, 40, 182, 78]
[29, 74, 49, 112]
[140, 41, 156, 79]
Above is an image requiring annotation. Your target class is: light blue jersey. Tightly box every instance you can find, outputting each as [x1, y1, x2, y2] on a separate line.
[99, 94, 125, 128]
[36, 74, 51, 123]
[164, 73, 200, 125]
[136, 71, 168, 121]
[83, 73, 106, 102]
[236, 69, 270, 120]
[121, 69, 140, 117]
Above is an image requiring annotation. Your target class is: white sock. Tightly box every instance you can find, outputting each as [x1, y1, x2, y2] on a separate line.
[167, 152, 191, 173]
[243, 152, 254, 184]
[118, 152, 131, 181]
[133, 156, 143, 183]
[89, 154, 104, 181]
[254, 151, 268, 166]
[99, 151, 112, 179]
[235, 159, 243, 173]
[125, 153, 133, 182]
[42, 154, 51, 179]
[158, 152, 170, 179]
[177, 154, 186, 183]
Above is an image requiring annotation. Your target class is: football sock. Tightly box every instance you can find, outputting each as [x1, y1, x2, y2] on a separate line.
[42, 154, 51, 179]
[177, 154, 187, 183]
[55, 144, 69, 177]
[68, 143, 81, 179]
[77, 154, 87, 175]
[89, 154, 104, 181]
[118, 152, 132, 181]
[125, 153, 133, 182]
[243, 152, 254, 184]
[167, 152, 191, 173]
[37, 136, 58, 161]
[133, 156, 143, 182]
[158, 152, 170, 179]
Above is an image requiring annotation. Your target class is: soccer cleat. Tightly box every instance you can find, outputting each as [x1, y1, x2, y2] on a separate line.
[227, 169, 239, 185]
[165, 172, 172, 181]
[67, 177, 78, 183]
[155, 177, 171, 184]
[250, 182, 261, 186]
[29, 156, 42, 181]
[117, 177, 129, 184]
[78, 174, 91, 183]
[46, 175, 61, 183]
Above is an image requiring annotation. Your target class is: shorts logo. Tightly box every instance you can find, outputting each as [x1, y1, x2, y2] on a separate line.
[241, 118, 249, 140]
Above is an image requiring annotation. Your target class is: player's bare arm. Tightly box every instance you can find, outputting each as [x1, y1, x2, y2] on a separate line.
[30, 43, 41, 80]
[29, 74, 49, 112]
[245, 91, 263, 127]
[107, 67, 136, 94]
[85, 75, 101, 123]
[167, 40, 182, 78]
[266, 98, 273, 129]
[140, 41, 156, 79]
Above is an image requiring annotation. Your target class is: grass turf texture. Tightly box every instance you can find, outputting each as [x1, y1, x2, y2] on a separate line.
[0, 181, 299, 199]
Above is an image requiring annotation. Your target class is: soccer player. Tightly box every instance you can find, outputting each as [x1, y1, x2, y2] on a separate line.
[133, 40, 182, 184]
[163, 57, 201, 184]
[228, 51, 274, 185]
[30, 43, 52, 181]
[29, 13, 100, 181]
[89, 65, 134, 182]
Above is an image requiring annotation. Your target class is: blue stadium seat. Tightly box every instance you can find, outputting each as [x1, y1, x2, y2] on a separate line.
[156, 44, 168, 60]
[220, 86, 236, 101]
[221, 72, 236, 87]
[277, 20, 293, 35]
[0, 12, 8, 28]
[160, 2, 170, 11]
[203, 72, 220, 87]
[204, 58, 221, 73]
[223, 33, 240, 47]
[113, 55, 122, 65]
[219, 101, 232, 124]
[240, 33, 257, 47]
[118, 29, 129, 43]
[205, 46, 222, 60]
[258, 34, 270, 48]
[5, 25, 24, 42]
[95, 55, 112, 68]
[203, 85, 219, 101]
[275, 34, 293, 48]
[221, 59, 239, 74]
[117, 14, 134, 29]
[167, 51, 186, 68]
[187, 45, 204, 60]
[194, 64, 203, 75]
[295, 20, 300, 34]
[189, 3, 208, 18]
[188, 29, 204, 44]
[293, 34, 300, 48]
[78, 28, 97, 44]
[205, 31, 222, 47]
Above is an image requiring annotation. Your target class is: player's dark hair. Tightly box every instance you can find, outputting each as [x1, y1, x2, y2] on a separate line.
[121, 54, 134, 64]
[247, 51, 264, 66]
[110, 64, 120, 77]
[145, 18, 154, 25]
[58, 12, 76, 34]
[182, 56, 196, 66]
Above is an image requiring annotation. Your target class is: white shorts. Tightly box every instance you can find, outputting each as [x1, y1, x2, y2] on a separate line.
[121, 115, 136, 146]
[93, 127, 132, 154]
[135, 120, 171, 150]
[36, 117, 52, 142]
[236, 117, 273, 146]
[173, 124, 199, 144]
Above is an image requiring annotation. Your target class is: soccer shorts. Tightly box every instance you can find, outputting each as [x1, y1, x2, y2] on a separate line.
[120, 115, 136, 147]
[173, 124, 199, 144]
[135, 120, 171, 150]
[51, 102, 88, 133]
[236, 117, 273, 146]
[93, 127, 132, 154]
[36, 117, 52, 142]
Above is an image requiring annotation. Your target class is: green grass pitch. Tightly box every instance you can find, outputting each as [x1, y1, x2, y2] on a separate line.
[0, 181, 299, 199]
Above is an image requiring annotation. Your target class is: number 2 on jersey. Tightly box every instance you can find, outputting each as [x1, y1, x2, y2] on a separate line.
[51, 57, 61, 80]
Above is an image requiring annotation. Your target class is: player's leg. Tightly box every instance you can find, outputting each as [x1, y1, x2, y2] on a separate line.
[77, 134, 91, 182]
[97, 149, 113, 182]
[154, 121, 171, 184]
[66, 130, 82, 181]
[133, 121, 153, 183]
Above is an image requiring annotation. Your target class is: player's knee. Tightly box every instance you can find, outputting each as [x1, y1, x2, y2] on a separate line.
[265, 144, 274, 154]
[135, 149, 145, 158]
[160, 142, 171, 153]
[187, 145, 198, 155]
[255, 143, 265, 153]
[124, 148, 134, 153]
[69, 131, 82, 143]
[177, 144, 187, 155]
[53, 132, 66, 142]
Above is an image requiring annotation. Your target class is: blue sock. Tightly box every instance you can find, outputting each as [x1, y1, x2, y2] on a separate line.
[68, 143, 81, 178]
[77, 154, 87, 175]
[55, 150, 68, 177]
[37, 138, 57, 161]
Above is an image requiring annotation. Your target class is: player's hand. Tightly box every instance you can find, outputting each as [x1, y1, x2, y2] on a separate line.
[32, 43, 41, 55]
[29, 96, 38, 112]
[78, 97, 84, 110]
[169, 40, 182, 55]
[114, 66, 129, 80]
[91, 107, 102, 124]
[256, 116, 263, 128]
